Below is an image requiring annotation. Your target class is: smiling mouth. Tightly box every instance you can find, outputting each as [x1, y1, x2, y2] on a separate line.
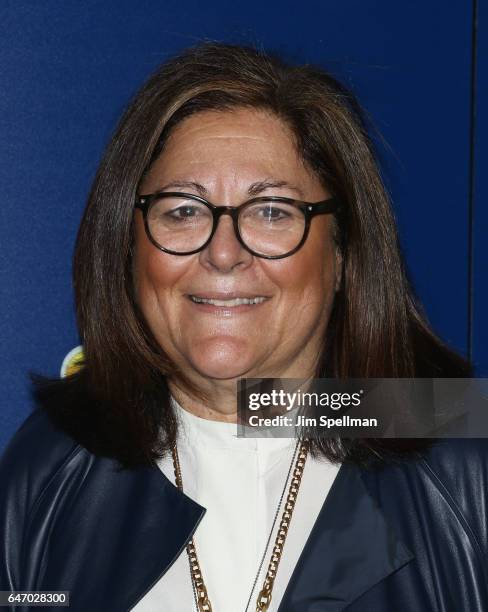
[188, 295, 269, 306]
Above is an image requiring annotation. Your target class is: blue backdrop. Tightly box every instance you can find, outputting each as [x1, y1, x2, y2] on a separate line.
[1, 1, 485, 452]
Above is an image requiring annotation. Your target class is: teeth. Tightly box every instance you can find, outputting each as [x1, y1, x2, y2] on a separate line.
[190, 296, 267, 306]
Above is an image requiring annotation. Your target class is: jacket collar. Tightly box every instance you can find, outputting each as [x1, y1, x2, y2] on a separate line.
[121, 458, 414, 611]
[119, 461, 206, 611]
[278, 461, 415, 610]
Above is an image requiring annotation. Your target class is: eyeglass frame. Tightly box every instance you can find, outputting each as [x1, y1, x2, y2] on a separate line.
[134, 191, 341, 260]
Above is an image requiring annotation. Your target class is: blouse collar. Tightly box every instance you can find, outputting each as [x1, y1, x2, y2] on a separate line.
[171, 395, 295, 453]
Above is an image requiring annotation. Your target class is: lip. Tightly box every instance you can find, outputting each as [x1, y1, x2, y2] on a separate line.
[185, 292, 271, 314]
[186, 292, 271, 300]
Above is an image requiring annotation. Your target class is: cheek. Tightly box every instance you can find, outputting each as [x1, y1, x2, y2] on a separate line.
[132, 216, 188, 315]
[264, 222, 337, 310]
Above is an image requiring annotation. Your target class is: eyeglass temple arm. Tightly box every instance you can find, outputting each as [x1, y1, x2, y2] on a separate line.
[135, 197, 149, 212]
[305, 197, 341, 216]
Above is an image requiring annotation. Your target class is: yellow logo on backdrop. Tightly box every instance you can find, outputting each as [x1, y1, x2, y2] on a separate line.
[60, 346, 85, 378]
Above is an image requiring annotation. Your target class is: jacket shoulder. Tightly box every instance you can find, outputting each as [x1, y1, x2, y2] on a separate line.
[420, 438, 488, 552]
[0, 408, 82, 520]
[420, 438, 488, 504]
[363, 438, 488, 562]
[422, 437, 488, 475]
[0, 408, 83, 590]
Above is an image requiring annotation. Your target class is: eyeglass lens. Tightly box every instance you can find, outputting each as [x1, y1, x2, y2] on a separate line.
[146, 195, 306, 256]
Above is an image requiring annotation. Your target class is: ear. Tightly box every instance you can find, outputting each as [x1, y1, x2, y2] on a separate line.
[334, 247, 343, 292]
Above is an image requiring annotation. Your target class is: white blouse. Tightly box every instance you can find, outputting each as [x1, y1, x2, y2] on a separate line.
[132, 398, 341, 612]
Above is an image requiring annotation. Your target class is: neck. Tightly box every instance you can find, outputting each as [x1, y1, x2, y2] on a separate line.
[169, 379, 239, 423]
[169, 372, 317, 424]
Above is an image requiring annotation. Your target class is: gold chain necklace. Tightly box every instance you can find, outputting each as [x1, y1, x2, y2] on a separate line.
[171, 439, 310, 612]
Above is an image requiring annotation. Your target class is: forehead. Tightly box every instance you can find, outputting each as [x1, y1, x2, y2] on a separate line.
[139, 107, 322, 195]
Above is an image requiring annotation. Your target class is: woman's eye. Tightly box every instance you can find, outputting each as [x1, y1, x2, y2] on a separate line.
[167, 205, 201, 219]
[256, 205, 291, 221]
[150, 199, 210, 227]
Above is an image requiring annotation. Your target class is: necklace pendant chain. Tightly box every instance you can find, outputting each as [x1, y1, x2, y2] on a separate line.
[186, 540, 212, 611]
[256, 578, 273, 611]
[171, 439, 310, 612]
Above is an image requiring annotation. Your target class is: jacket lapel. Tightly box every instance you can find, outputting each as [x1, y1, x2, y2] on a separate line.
[39, 450, 206, 612]
[278, 462, 415, 611]
[120, 463, 206, 611]
[87, 456, 413, 611]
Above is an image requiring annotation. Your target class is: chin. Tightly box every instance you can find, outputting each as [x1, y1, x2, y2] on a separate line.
[184, 336, 262, 381]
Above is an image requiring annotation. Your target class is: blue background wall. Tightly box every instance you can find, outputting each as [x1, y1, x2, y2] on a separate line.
[1, 1, 485, 452]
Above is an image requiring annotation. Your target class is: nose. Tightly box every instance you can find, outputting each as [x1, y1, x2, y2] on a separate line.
[198, 211, 253, 273]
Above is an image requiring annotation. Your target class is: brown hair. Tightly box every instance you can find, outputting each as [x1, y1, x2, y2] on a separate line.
[33, 42, 470, 469]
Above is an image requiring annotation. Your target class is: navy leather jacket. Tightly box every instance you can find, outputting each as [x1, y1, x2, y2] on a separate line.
[1, 408, 487, 611]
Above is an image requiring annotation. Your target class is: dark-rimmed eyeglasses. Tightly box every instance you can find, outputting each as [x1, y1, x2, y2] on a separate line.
[135, 191, 341, 259]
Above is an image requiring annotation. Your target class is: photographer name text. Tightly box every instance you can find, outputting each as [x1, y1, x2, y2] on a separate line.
[247, 414, 378, 428]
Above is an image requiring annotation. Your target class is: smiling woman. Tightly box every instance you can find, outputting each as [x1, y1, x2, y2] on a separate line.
[133, 107, 342, 416]
[1, 42, 487, 612]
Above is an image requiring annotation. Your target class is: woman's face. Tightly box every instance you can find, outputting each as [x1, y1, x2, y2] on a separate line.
[133, 107, 341, 387]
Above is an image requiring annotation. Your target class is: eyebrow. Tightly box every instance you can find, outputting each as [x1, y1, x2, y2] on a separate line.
[153, 179, 304, 198]
[247, 180, 304, 197]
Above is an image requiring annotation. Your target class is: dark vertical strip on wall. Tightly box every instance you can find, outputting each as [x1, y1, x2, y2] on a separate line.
[468, 0, 479, 361]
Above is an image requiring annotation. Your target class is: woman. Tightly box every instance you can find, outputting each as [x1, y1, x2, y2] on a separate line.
[1, 42, 487, 612]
